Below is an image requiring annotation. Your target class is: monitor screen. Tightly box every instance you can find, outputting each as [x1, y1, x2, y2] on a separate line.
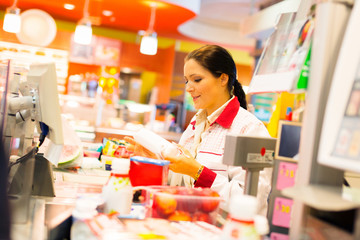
[275, 121, 302, 162]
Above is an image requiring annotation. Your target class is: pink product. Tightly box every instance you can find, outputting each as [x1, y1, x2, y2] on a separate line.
[83, 150, 101, 158]
[272, 197, 293, 228]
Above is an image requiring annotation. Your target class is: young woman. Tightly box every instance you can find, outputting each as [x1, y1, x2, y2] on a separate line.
[127, 45, 272, 215]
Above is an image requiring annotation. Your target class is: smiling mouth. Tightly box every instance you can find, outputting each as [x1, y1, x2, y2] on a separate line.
[192, 96, 200, 101]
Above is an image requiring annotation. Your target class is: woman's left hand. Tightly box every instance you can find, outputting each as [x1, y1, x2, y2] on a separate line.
[162, 144, 202, 179]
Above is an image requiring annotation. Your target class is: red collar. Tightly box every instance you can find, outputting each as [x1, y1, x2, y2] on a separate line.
[190, 97, 240, 130]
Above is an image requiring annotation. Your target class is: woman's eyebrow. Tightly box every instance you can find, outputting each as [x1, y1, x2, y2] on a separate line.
[186, 73, 198, 78]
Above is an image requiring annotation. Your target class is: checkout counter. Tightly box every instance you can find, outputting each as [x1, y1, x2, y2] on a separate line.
[2, 63, 274, 239]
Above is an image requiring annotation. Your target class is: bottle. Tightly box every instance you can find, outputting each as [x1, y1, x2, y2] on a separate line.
[220, 195, 260, 240]
[254, 215, 269, 240]
[133, 128, 180, 158]
[70, 198, 98, 240]
[102, 158, 132, 215]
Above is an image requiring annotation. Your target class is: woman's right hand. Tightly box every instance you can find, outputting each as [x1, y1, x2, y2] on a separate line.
[124, 136, 159, 159]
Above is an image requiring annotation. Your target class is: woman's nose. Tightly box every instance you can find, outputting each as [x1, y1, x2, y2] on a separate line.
[185, 82, 194, 92]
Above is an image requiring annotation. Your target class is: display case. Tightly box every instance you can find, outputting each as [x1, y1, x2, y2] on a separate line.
[281, 0, 360, 238]
[248, 10, 313, 94]
[0, 41, 68, 94]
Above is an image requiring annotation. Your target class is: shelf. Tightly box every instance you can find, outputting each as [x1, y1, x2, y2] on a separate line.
[95, 127, 182, 142]
[248, 71, 298, 94]
[282, 184, 360, 211]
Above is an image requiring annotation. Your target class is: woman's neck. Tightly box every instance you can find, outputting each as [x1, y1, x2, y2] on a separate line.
[205, 94, 232, 116]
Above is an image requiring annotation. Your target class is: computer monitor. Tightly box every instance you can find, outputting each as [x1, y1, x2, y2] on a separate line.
[7, 62, 64, 224]
[318, 1, 360, 173]
[27, 62, 64, 162]
[275, 120, 302, 162]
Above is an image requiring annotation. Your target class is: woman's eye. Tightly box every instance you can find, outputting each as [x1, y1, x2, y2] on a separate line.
[194, 78, 202, 82]
[185, 80, 188, 84]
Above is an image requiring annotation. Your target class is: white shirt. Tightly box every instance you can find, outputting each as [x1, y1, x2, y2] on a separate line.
[170, 97, 272, 216]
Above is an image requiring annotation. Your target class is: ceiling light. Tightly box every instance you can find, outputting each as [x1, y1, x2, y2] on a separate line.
[140, 3, 158, 55]
[64, 4, 75, 10]
[3, 0, 21, 33]
[140, 32, 158, 55]
[74, 19, 92, 45]
[102, 10, 113, 17]
[74, 0, 92, 45]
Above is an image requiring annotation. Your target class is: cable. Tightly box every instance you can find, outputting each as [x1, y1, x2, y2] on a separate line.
[8, 146, 38, 173]
[38, 122, 49, 148]
[8, 122, 49, 172]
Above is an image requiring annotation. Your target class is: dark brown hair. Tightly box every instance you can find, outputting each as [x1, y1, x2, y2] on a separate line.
[185, 45, 247, 109]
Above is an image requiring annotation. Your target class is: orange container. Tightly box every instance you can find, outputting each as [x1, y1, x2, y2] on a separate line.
[129, 156, 170, 186]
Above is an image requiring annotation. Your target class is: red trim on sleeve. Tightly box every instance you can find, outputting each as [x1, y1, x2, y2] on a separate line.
[194, 166, 216, 188]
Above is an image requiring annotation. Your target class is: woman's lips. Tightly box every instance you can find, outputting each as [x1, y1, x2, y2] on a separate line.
[192, 96, 200, 101]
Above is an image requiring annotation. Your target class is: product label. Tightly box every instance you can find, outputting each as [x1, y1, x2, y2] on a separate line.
[112, 177, 130, 191]
[272, 197, 293, 228]
[247, 151, 274, 164]
[221, 221, 260, 240]
[276, 161, 298, 190]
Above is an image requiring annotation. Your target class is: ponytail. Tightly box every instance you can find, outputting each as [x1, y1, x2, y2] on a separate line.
[233, 80, 247, 110]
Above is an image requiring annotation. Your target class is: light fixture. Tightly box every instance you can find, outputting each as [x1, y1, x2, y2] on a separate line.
[3, 0, 21, 33]
[102, 10, 113, 17]
[64, 4, 75, 10]
[140, 32, 158, 55]
[74, 0, 92, 45]
[140, 3, 158, 55]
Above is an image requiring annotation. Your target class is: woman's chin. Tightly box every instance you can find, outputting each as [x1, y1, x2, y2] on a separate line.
[193, 103, 201, 110]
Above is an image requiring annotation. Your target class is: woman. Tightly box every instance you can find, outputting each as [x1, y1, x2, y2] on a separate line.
[128, 45, 272, 215]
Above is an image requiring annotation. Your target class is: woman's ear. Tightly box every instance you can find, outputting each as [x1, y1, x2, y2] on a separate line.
[220, 73, 229, 86]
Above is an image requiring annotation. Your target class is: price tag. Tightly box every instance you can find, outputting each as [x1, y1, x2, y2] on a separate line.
[276, 162, 297, 190]
[272, 197, 293, 228]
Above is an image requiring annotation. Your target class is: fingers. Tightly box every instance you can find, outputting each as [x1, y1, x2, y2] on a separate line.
[169, 163, 178, 173]
[124, 136, 135, 152]
[126, 144, 135, 152]
[124, 136, 136, 145]
[172, 144, 192, 159]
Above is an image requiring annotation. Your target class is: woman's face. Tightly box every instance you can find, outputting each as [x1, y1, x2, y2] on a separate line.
[184, 59, 229, 115]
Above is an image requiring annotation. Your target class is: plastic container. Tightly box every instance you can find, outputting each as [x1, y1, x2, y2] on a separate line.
[129, 156, 170, 186]
[102, 158, 132, 215]
[142, 186, 222, 224]
[220, 195, 260, 240]
[133, 128, 178, 158]
[70, 198, 98, 240]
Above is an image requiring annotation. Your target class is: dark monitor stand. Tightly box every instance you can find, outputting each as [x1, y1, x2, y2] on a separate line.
[8, 152, 55, 224]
